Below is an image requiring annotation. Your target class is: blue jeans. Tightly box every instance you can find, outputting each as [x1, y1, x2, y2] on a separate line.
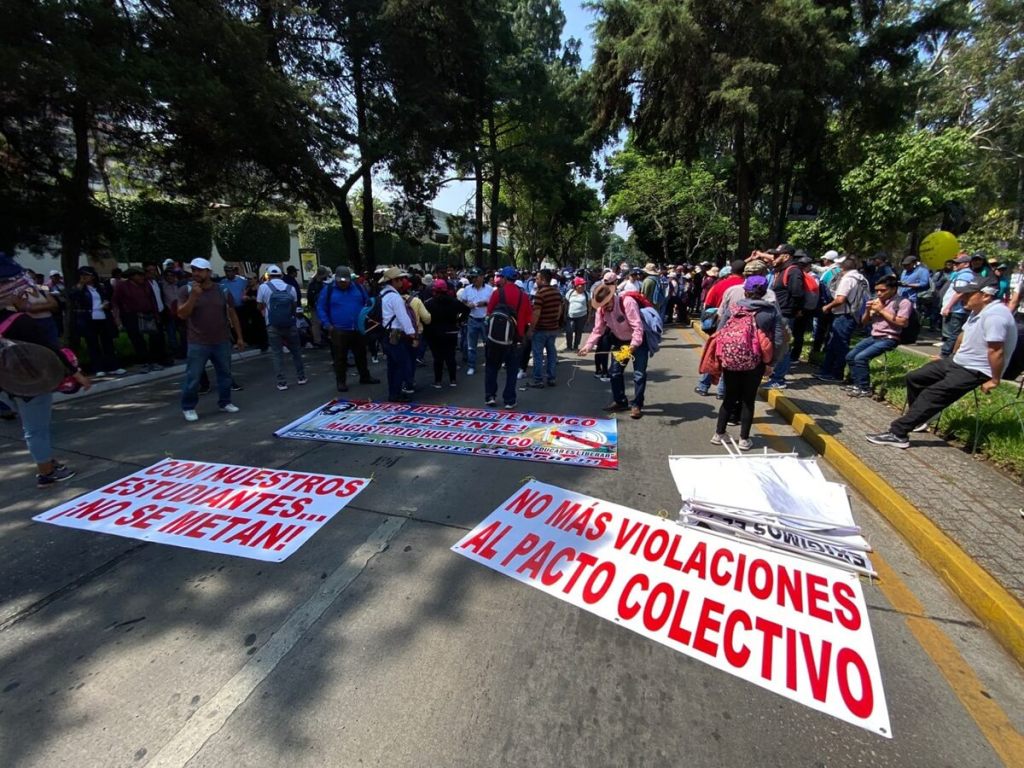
[5, 392, 53, 463]
[485, 342, 519, 406]
[466, 317, 486, 369]
[182, 341, 233, 410]
[846, 336, 897, 389]
[941, 312, 968, 357]
[609, 342, 650, 408]
[767, 316, 798, 384]
[819, 313, 858, 379]
[695, 371, 724, 396]
[267, 325, 305, 383]
[531, 330, 558, 383]
[383, 337, 413, 400]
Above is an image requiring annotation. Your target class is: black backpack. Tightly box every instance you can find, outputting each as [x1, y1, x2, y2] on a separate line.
[898, 298, 921, 345]
[485, 285, 519, 345]
[1002, 315, 1024, 381]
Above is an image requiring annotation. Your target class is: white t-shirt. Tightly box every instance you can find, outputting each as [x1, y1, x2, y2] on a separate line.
[567, 290, 589, 319]
[832, 270, 868, 315]
[87, 285, 106, 320]
[256, 279, 298, 326]
[954, 301, 1018, 378]
[461, 284, 494, 319]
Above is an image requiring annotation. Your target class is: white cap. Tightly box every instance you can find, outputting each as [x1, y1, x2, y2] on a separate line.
[266, 265, 282, 275]
[49, 269, 61, 276]
[162, 258, 175, 267]
[189, 257, 212, 270]
[822, 250, 839, 262]
[833, 255, 847, 265]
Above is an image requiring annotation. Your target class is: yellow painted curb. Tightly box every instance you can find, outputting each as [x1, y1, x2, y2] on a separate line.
[765, 388, 1024, 667]
[688, 320, 1024, 665]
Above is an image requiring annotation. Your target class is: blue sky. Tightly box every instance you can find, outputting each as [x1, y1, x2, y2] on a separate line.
[429, 1, 629, 236]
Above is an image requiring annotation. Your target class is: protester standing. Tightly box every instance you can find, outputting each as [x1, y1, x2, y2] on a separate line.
[69, 266, 124, 376]
[318, 266, 378, 393]
[564, 277, 589, 352]
[461, 268, 493, 376]
[112, 268, 166, 372]
[529, 269, 563, 388]
[940, 253, 985, 357]
[257, 265, 307, 391]
[378, 267, 418, 402]
[307, 266, 331, 347]
[178, 258, 245, 421]
[817, 255, 870, 382]
[424, 279, 469, 388]
[484, 267, 531, 408]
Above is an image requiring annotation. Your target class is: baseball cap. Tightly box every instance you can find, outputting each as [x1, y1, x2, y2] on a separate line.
[48, 269, 61, 277]
[744, 275, 768, 293]
[432, 278, 449, 292]
[189, 257, 212, 271]
[822, 250, 839, 262]
[334, 266, 352, 282]
[954, 253, 972, 264]
[769, 244, 796, 256]
[266, 265, 283, 276]
[499, 266, 518, 280]
[796, 255, 813, 265]
[77, 265, 98, 277]
[957, 274, 1000, 296]
[743, 259, 767, 276]
[902, 255, 917, 266]
[572, 277, 585, 287]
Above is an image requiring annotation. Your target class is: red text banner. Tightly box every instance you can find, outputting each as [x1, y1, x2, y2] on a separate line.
[452, 481, 890, 737]
[33, 459, 370, 562]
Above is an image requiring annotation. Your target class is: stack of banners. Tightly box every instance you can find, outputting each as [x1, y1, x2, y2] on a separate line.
[33, 458, 370, 562]
[668, 455, 874, 577]
[275, 399, 618, 469]
[453, 481, 890, 736]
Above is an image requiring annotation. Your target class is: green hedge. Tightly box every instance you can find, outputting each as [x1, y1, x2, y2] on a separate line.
[110, 199, 211, 266]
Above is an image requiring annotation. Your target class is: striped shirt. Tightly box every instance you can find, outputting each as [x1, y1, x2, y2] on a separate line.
[533, 285, 563, 331]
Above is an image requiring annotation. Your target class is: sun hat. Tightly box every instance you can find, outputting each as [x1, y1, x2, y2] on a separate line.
[378, 266, 409, 284]
[643, 262, 658, 275]
[590, 283, 616, 309]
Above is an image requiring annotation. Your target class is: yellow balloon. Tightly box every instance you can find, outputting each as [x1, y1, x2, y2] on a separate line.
[919, 231, 960, 270]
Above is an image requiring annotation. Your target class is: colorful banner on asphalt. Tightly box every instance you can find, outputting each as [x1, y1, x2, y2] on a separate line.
[452, 481, 890, 737]
[33, 459, 370, 562]
[275, 400, 619, 469]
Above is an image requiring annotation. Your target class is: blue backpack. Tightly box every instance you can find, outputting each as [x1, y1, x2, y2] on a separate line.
[266, 282, 296, 328]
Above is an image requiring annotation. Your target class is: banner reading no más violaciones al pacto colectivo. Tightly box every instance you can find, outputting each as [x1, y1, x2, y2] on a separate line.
[275, 399, 619, 470]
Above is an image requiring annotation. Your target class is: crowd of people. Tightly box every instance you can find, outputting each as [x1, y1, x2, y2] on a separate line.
[2, 245, 1021, 487]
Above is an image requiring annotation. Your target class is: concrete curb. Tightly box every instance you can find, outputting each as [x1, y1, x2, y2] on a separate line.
[688, 320, 1024, 665]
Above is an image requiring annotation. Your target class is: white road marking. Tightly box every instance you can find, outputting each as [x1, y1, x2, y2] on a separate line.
[146, 516, 406, 768]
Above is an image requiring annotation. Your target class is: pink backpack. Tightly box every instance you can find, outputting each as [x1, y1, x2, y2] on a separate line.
[715, 307, 763, 371]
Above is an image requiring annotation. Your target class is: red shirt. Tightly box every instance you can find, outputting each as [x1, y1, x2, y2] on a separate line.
[703, 275, 744, 309]
[486, 281, 532, 339]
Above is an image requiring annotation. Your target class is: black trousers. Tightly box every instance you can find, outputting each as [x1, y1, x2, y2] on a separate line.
[428, 332, 458, 383]
[330, 329, 371, 384]
[716, 365, 765, 439]
[889, 357, 987, 437]
[790, 313, 810, 360]
[123, 313, 166, 365]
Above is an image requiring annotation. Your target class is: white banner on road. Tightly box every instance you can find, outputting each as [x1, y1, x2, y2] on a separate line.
[34, 458, 370, 562]
[452, 481, 891, 737]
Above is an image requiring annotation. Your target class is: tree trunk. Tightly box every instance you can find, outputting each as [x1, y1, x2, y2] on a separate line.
[473, 148, 484, 266]
[353, 55, 376, 271]
[61, 97, 91, 283]
[487, 114, 500, 269]
[776, 163, 794, 244]
[735, 119, 751, 257]
[1016, 160, 1024, 241]
[328, 167, 367, 273]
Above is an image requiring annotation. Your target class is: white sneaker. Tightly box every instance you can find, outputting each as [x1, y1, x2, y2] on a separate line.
[95, 370, 106, 377]
[738, 438, 753, 451]
[516, 370, 526, 380]
[113, 368, 127, 375]
[710, 433, 728, 445]
[183, 409, 199, 422]
[466, 368, 475, 376]
[219, 403, 240, 414]
[371, 355, 380, 364]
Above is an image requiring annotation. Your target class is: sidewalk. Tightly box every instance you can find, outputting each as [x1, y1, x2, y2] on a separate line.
[773, 363, 1024, 605]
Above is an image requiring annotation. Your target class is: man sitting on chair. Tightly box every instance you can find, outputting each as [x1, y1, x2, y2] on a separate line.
[866, 275, 1017, 449]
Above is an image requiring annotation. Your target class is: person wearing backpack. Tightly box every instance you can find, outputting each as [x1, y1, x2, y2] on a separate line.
[483, 267, 531, 408]
[257, 265, 307, 391]
[844, 276, 912, 397]
[817, 255, 870, 382]
[710, 275, 783, 450]
[317, 266, 379, 393]
[764, 245, 804, 390]
[378, 267, 419, 403]
[867, 275, 1018, 449]
[579, 282, 649, 419]
[0, 254, 92, 486]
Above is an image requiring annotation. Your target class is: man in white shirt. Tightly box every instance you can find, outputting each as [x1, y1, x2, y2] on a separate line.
[379, 266, 417, 401]
[256, 265, 307, 391]
[460, 268, 493, 375]
[867, 275, 1018, 448]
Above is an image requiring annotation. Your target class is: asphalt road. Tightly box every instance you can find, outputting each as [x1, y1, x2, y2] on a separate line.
[1, 329, 1021, 768]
